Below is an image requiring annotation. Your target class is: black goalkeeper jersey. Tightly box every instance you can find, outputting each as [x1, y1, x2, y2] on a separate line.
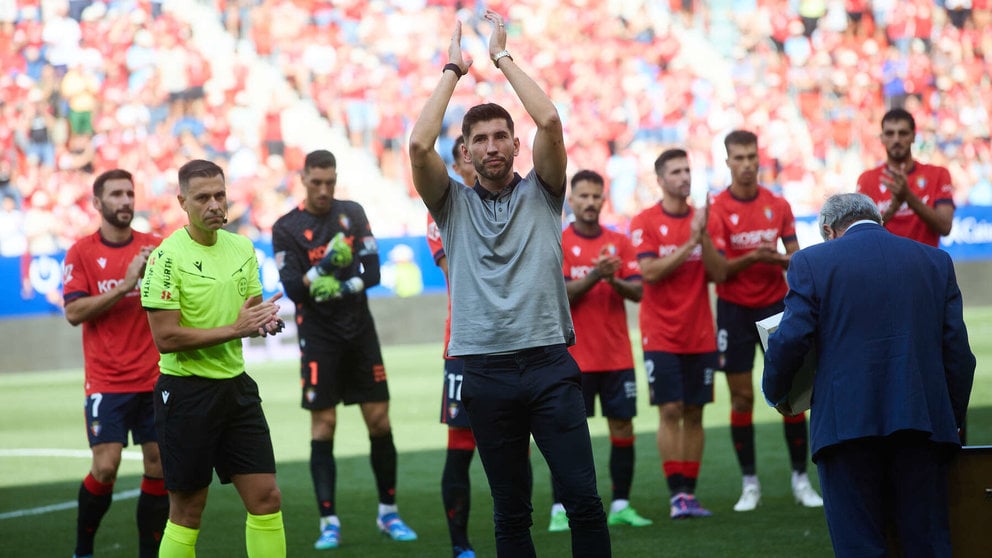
[272, 200, 379, 347]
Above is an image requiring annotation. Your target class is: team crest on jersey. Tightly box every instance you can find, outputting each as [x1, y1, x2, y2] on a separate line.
[917, 177, 926, 189]
[660, 224, 669, 236]
[304, 229, 313, 242]
[764, 207, 773, 221]
[306, 388, 317, 403]
[571, 245, 581, 256]
[338, 214, 351, 230]
[90, 421, 101, 437]
[730, 214, 739, 225]
[448, 403, 460, 419]
[97, 257, 107, 269]
[602, 243, 616, 256]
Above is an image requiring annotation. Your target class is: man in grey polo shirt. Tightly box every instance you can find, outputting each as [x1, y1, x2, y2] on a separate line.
[408, 10, 611, 558]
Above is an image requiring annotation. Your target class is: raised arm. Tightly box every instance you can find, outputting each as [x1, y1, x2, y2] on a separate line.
[485, 10, 566, 195]
[409, 21, 471, 211]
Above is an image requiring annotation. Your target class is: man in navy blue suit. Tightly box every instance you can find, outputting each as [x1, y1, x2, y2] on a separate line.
[763, 193, 975, 558]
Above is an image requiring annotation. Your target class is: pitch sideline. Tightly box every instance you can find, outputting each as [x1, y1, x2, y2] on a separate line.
[0, 448, 144, 520]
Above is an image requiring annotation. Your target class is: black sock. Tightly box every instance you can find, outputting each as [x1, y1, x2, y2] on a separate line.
[609, 441, 634, 502]
[783, 416, 809, 474]
[311, 439, 337, 517]
[441, 448, 473, 550]
[730, 421, 756, 476]
[136, 476, 169, 558]
[665, 473, 686, 496]
[75, 475, 113, 556]
[370, 431, 397, 506]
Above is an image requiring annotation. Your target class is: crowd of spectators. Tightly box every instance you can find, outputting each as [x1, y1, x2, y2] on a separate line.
[2, 0, 991, 261]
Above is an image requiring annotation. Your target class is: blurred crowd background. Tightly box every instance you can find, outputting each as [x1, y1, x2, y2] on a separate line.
[2, 0, 991, 260]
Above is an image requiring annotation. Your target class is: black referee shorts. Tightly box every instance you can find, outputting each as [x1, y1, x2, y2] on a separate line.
[154, 372, 276, 491]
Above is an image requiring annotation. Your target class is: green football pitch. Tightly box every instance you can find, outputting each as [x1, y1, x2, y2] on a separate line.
[1, 307, 989, 557]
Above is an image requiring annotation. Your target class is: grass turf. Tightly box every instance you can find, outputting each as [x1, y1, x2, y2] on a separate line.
[1, 306, 989, 557]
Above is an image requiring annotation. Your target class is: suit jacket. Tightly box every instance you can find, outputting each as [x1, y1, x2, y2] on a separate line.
[763, 222, 975, 460]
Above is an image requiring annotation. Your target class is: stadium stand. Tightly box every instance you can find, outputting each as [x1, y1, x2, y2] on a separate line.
[1, 0, 990, 261]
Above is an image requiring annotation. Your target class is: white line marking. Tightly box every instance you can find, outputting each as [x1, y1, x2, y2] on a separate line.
[0, 489, 141, 520]
[0, 448, 146, 520]
[0, 448, 144, 459]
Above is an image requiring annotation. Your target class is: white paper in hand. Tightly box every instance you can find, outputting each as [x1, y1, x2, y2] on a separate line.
[757, 312, 816, 415]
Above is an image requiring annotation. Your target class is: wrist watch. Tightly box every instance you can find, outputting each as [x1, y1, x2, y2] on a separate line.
[492, 49, 513, 68]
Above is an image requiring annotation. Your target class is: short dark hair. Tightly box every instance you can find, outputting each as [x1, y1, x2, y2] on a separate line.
[654, 148, 688, 175]
[177, 159, 224, 195]
[92, 169, 133, 197]
[462, 103, 514, 141]
[451, 136, 465, 161]
[304, 149, 337, 171]
[570, 169, 604, 189]
[881, 108, 915, 133]
[724, 130, 758, 153]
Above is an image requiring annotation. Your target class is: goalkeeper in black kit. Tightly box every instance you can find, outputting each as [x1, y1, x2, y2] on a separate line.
[272, 149, 417, 550]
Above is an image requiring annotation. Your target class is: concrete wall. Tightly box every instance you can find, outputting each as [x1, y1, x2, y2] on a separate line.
[3, 260, 989, 373]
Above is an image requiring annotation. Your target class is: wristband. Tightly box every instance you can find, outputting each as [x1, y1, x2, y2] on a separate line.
[305, 266, 321, 283]
[491, 49, 513, 68]
[343, 277, 365, 294]
[443, 63, 463, 78]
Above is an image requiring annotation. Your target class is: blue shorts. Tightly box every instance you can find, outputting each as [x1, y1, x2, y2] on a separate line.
[716, 298, 784, 373]
[644, 351, 716, 406]
[84, 391, 157, 447]
[580, 369, 637, 420]
[440, 358, 471, 428]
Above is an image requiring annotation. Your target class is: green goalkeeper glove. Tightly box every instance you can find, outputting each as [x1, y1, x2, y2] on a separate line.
[306, 232, 353, 283]
[310, 276, 365, 303]
[309, 275, 342, 302]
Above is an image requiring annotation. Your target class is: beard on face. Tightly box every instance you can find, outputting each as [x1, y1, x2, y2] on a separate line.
[103, 206, 133, 229]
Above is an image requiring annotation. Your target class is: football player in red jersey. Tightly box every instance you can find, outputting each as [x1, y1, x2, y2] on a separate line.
[62, 169, 167, 558]
[630, 149, 724, 519]
[856, 108, 955, 248]
[554, 169, 651, 530]
[708, 131, 823, 512]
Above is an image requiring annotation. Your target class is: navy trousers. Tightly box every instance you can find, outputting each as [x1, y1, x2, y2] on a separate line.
[462, 344, 611, 558]
[816, 433, 953, 558]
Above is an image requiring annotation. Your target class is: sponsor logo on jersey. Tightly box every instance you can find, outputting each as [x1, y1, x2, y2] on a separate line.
[162, 390, 170, 404]
[193, 260, 202, 272]
[97, 257, 107, 269]
[160, 290, 172, 300]
[63, 263, 74, 285]
[274, 250, 286, 270]
[238, 277, 248, 297]
[570, 265, 596, 279]
[729, 228, 779, 249]
[373, 364, 387, 382]
[97, 278, 126, 293]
